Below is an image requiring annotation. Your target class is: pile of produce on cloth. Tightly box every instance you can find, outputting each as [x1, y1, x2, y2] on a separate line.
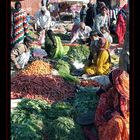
[11, 60, 76, 103]
[47, 117, 85, 140]
[11, 88, 99, 139]
[20, 60, 52, 76]
[55, 59, 80, 84]
[57, 44, 89, 76]
[11, 99, 86, 140]
[65, 45, 90, 64]
[11, 99, 50, 140]
[72, 86, 100, 117]
[11, 41, 102, 139]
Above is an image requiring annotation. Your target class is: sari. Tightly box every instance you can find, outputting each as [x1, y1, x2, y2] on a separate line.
[95, 68, 129, 140]
[85, 38, 111, 75]
[115, 4, 128, 45]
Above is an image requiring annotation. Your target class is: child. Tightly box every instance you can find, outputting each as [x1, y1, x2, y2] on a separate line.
[100, 26, 113, 44]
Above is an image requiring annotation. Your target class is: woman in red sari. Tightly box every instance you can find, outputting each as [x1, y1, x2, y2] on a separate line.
[115, 4, 128, 45]
[95, 68, 129, 140]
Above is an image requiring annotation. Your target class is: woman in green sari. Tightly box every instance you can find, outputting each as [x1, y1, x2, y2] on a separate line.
[44, 30, 69, 59]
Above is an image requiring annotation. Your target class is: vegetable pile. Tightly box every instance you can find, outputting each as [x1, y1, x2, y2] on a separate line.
[11, 74, 76, 103]
[11, 99, 85, 140]
[47, 102, 75, 119]
[55, 59, 80, 84]
[11, 99, 50, 140]
[21, 60, 52, 76]
[65, 45, 90, 63]
[72, 87, 99, 116]
[80, 80, 101, 87]
[47, 117, 85, 140]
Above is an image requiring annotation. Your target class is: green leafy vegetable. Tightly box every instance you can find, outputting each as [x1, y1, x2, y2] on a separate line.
[73, 87, 99, 116]
[55, 59, 80, 84]
[47, 117, 85, 140]
[47, 102, 75, 119]
[11, 99, 50, 140]
[66, 45, 90, 63]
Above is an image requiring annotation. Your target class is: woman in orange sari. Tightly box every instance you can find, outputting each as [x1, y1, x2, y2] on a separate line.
[95, 68, 129, 140]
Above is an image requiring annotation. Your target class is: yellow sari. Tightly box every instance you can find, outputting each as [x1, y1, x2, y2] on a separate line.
[85, 40, 111, 75]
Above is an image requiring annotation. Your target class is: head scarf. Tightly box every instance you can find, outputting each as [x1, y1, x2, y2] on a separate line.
[99, 37, 110, 50]
[111, 68, 129, 99]
[110, 68, 129, 118]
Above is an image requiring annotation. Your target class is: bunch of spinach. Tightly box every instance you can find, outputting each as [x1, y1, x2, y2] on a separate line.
[11, 99, 50, 140]
[47, 117, 85, 140]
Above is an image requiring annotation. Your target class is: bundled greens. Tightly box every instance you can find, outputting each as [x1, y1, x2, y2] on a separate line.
[11, 99, 50, 140]
[73, 87, 99, 116]
[47, 102, 75, 119]
[47, 117, 85, 140]
[66, 45, 90, 63]
[55, 59, 80, 84]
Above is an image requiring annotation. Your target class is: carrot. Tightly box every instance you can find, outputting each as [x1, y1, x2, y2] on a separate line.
[11, 74, 76, 104]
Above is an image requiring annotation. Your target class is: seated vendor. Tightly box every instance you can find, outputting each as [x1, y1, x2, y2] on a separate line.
[70, 22, 92, 44]
[44, 30, 69, 59]
[84, 37, 111, 75]
[11, 36, 33, 70]
[95, 68, 129, 140]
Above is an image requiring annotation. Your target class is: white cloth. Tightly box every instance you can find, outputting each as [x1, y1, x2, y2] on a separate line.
[71, 26, 92, 43]
[16, 51, 30, 69]
[35, 10, 51, 30]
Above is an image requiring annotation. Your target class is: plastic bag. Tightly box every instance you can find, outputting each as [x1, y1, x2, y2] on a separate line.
[32, 48, 47, 59]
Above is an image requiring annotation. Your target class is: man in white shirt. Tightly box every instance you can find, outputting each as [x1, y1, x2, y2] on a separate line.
[70, 22, 92, 44]
[35, 6, 51, 44]
[35, 6, 51, 31]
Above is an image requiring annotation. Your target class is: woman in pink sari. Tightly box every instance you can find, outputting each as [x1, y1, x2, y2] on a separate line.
[115, 4, 128, 45]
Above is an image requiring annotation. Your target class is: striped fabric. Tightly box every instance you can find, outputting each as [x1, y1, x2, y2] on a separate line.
[13, 9, 28, 46]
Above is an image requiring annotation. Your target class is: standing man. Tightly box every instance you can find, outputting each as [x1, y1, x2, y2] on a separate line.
[94, 6, 109, 36]
[35, 6, 51, 44]
[12, 2, 28, 46]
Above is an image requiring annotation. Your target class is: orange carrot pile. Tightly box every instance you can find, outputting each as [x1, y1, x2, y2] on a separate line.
[11, 74, 76, 104]
[80, 80, 101, 87]
[21, 60, 52, 76]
